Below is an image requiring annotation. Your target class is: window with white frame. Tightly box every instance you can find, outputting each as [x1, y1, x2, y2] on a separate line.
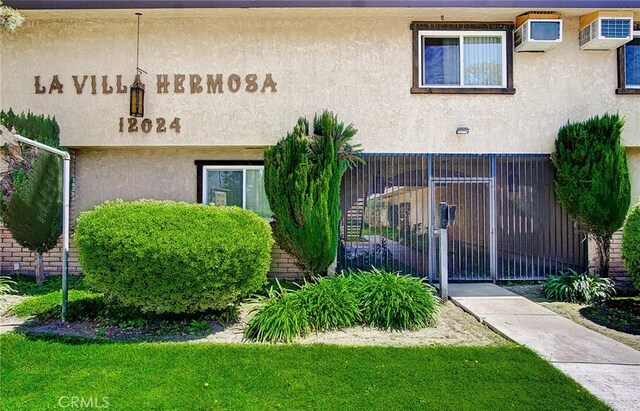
[617, 28, 640, 93]
[202, 165, 272, 218]
[411, 23, 515, 94]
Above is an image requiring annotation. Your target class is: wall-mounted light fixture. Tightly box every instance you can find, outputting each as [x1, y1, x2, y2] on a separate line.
[129, 12, 147, 117]
[456, 126, 470, 135]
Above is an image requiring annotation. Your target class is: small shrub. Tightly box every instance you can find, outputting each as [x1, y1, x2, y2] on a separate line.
[622, 203, 640, 290]
[187, 320, 211, 335]
[297, 275, 360, 331]
[75, 200, 273, 314]
[352, 268, 440, 330]
[244, 286, 310, 343]
[544, 269, 616, 304]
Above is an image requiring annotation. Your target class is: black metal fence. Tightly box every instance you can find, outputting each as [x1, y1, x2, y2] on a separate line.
[338, 154, 587, 282]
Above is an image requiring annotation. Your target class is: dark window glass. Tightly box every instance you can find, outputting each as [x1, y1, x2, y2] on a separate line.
[625, 37, 640, 87]
[423, 37, 460, 85]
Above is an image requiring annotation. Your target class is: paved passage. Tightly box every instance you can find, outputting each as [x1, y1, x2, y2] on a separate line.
[449, 283, 640, 411]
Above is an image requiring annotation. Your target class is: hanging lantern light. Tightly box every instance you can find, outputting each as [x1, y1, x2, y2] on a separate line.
[130, 74, 145, 117]
[129, 12, 146, 118]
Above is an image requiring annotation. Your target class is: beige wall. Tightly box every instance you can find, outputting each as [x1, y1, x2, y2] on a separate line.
[74, 147, 263, 212]
[1, 8, 639, 153]
[628, 149, 640, 206]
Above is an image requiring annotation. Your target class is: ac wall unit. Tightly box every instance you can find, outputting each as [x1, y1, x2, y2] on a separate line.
[579, 12, 634, 50]
[515, 19, 563, 52]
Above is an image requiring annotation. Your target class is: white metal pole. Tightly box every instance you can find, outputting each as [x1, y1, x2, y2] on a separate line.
[439, 228, 448, 301]
[13, 134, 70, 322]
[61, 156, 70, 320]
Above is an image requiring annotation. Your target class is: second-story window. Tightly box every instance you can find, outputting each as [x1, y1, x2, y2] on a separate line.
[411, 22, 515, 94]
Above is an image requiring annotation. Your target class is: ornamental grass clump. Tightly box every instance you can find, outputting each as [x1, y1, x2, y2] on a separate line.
[353, 268, 440, 331]
[544, 269, 616, 305]
[244, 285, 310, 343]
[296, 275, 360, 331]
[244, 270, 441, 343]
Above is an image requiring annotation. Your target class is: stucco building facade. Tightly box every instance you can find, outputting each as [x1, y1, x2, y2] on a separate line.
[1, 1, 639, 281]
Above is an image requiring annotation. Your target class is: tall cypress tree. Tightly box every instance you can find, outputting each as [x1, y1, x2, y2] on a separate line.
[552, 113, 631, 277]
[1, 110, 64, 284]
[264, 111, 361, 277]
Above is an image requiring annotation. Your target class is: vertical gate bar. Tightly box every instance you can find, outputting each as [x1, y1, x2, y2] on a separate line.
[463, 156, 468, 278]
[543, 157, 548, 277]
[453, 156, 465, 273]
[535, 157, 540, 277]
[552, 157, 558, 274]
[428, 154, 433, 282]
[483, 156, 488, 279]
[511, 158, 516, 278]
[372, 155, 376, 268]
[348, 163, 353, 270]
[475, 156, 479, 281]
[498, 156, 503, 277]
[551, 157, 556, 275]
[378, 155, 383, 268]
[396, 155, 400, 273]
[445, 155, 449, 278]
[398, 156, 408, 274]
[490, 155, 497, 281]
[341, 166, 346, 270]
[483, 156, 487, 279]
[480, 156, 484, 280]
[348, 162, 353, 269]
[422, 155, 426, 279]
[366, 156, 371, 270]
[416, 156, 422, 277]
[403, 155, 407, 274]
[516, 157, 521, 278]
[524, 157, 528, 279]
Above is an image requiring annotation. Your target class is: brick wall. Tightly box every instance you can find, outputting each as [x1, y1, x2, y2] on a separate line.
[269, 244, 304, 279]
[0, 227, 303, 279]
[0, 227, 82, 275]
[588, 230, 631, 282]
[607, 231, 630, 282]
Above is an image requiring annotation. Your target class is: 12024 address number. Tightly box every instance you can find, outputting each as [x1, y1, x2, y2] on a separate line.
[118, 117, 181, 133]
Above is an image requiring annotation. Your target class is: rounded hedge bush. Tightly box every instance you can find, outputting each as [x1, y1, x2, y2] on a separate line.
[74, 200, 274, 314]
[622, 203, 640, 290]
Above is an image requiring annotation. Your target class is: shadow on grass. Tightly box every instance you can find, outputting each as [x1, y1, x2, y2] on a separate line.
[14, 331, 122, 345]
[579, 298, 640, 335]
[10, 288, 241, 344]
[8, 274, 87, 296]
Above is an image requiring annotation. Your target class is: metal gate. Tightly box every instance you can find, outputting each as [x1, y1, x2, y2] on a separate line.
[338, 154, 587, 281]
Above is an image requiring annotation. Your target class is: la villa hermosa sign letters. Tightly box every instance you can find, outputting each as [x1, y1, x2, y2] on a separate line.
[34, 73, 278, 95]
[34, 73, 278, 134]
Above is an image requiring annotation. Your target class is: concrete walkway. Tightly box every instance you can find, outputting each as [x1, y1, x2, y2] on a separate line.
[449, 283, 640, 411]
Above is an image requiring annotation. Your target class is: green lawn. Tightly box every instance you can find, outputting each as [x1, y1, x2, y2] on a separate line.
[1, 333, 607, 411]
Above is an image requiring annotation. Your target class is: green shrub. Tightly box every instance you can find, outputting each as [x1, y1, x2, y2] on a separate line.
[552, 113, 630, 276]
[544, 269, 616, 304]
[244, 286, 310, 343]
[297, 275, 360, 331]
[622, 203, 640, 290]
[245, 271, 441, 342]
[264, 111, 362, 277]
[74, 200, 273, 314]
[352, 269, 440, 330]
